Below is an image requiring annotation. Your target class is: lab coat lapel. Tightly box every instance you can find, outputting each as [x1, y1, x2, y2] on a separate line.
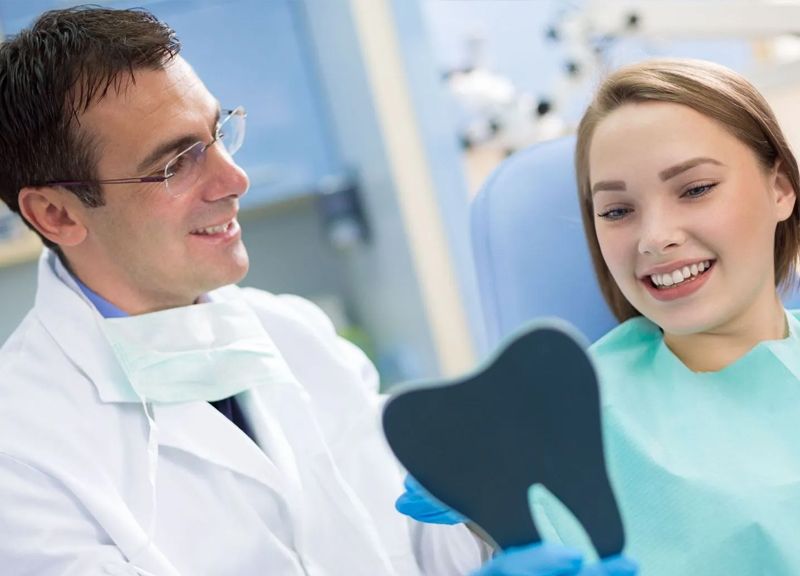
[237, 389, 306, 496]
[152, 400, 296, 501]
[154, 391, 315, 565]
[240, 378, 400, 575]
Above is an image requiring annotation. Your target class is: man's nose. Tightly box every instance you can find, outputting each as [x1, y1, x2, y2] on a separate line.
[202, 144, 250, 201]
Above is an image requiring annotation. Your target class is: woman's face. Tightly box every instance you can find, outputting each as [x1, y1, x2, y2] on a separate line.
[589, 101, 795, 336]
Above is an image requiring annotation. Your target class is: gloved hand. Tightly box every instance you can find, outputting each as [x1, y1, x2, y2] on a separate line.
[395, 475, 468, 525]
[471, 542, 638, 576]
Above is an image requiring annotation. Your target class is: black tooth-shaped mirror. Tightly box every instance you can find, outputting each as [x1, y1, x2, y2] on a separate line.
[382, 320, 625, 557]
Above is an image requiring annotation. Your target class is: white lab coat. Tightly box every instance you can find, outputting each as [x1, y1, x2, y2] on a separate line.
[0, 250, 486, 576]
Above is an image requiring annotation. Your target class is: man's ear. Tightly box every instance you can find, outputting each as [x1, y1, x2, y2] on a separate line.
[17, 186, 88, 247]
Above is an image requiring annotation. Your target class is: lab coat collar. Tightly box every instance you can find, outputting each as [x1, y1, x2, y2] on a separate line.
[35, 250, 134, 403]
[33, 249, 242, 404]
[34, 250, 304, 503]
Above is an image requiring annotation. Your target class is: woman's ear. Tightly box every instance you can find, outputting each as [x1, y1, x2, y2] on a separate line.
[770, 161, 797, 222]
[17, 186, 88, 247]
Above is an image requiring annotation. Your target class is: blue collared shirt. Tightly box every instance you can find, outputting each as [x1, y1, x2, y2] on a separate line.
[74, 276, 128, 318]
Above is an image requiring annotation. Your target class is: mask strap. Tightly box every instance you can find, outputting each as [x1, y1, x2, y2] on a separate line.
[129, 396, 160, 567]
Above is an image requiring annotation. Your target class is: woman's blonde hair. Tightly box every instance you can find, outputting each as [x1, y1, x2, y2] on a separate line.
[576, 58, 800, 322]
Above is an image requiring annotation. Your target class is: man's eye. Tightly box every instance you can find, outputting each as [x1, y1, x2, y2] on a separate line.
[165, 155, 189, 178]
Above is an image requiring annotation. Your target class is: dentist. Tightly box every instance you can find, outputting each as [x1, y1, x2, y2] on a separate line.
[0, 6, 486, 575]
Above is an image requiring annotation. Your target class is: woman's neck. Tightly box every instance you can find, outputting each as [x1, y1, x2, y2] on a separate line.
[662, 293, 788, 372]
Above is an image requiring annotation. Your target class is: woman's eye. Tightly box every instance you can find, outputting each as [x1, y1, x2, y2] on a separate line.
[682, 183, 716, 198]
[596, 207, 632, 221]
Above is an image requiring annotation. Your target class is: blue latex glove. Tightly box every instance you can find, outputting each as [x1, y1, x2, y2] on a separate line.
[395, 475, 468, 525]
[471, 542, 638, 576]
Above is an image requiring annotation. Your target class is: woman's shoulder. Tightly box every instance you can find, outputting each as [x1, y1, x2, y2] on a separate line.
[588, 315, 664, 389]
[585, 317, 664, 407]
[590, 315, 662, 358]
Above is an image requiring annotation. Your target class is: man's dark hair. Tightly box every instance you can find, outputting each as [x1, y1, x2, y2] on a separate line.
[0, 6, 180, 246]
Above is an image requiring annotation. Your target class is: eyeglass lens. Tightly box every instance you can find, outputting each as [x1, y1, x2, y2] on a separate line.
[163, 108, 246, 196]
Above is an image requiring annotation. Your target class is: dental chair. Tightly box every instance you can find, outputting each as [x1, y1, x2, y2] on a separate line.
[470, 135, 617, 350]
[470, 135, 800, 350]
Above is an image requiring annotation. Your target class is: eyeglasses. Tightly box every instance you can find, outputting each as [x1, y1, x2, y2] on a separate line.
[45, 106, 246, 197]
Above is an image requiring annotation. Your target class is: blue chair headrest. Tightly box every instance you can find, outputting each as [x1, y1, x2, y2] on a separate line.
[470, 135, 617, 348]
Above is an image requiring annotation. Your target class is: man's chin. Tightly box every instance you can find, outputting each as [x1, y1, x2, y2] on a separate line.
[211, 254, 250, 291]
[231, 245, 250, 283]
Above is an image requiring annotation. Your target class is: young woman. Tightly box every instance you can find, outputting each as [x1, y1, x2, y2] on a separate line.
[399, 58, 800, 576]
[573, 57, 800, 575]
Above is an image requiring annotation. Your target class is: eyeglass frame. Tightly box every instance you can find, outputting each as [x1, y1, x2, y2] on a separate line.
[43, 106, 246, 189]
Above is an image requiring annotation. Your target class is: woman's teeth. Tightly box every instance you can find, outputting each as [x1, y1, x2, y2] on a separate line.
[650, 260, 712, 288]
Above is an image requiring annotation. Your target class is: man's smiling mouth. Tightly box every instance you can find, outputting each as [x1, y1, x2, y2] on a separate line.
[190, 219, 235, 236]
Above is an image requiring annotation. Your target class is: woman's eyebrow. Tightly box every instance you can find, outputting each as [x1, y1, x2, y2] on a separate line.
[591, 180, 626, 195]
[591, 156, 725, 195]
[659, 157, 724, 181]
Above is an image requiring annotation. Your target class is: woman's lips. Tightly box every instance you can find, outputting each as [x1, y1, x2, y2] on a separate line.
[642, 260, 715, 302]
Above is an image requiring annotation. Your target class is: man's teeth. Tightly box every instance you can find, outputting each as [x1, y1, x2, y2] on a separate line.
[193, 222, 229, 235]
[650, 260, 712, 288]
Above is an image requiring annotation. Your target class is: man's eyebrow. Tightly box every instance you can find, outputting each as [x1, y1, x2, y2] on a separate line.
[659, 157, 724, 181]
[135, 135, 199, 174]
[135, 107, 222, 174]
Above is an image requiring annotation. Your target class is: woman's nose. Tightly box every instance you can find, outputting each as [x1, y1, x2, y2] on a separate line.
[637, 210, 686, 255]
